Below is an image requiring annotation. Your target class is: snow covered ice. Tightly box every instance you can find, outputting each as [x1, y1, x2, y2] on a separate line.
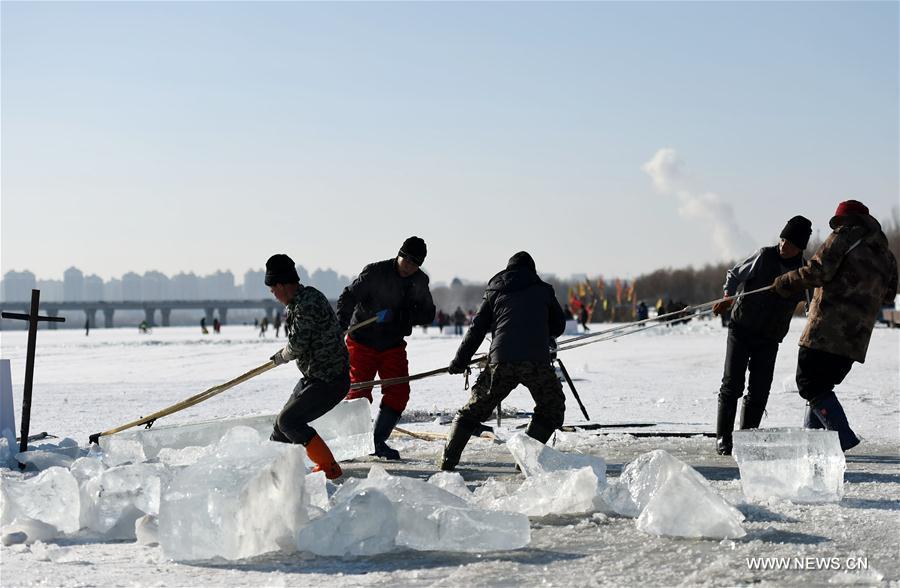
[157, 426, 309, 561]
[732, 427, 845, 503]
[100, 397, 374, 463]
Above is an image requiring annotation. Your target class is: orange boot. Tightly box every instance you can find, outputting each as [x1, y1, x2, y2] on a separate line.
[305, 434, 343, 480]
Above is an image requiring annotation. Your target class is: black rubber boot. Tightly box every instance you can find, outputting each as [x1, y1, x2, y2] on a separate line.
[804, 404, 825, 429]
[439, 415, 479, 471]
[525, 417, 556, 444]
[739, 398, 767, 430]
[372, 406, 402, 460]
[810, 393, 860, 452]
[716, 396, 738, 455]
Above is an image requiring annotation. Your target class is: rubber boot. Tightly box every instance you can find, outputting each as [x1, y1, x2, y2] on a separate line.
[803, 404, 825, 429]
[739, 398, 767, 430]
[305, 434, 342, 480]
[716, 396, 738, 455]
[439, 415, 478, 471]
[810, 393, 860, 452]
[525, 417, 556, 444]
[373, 406, 402, 460]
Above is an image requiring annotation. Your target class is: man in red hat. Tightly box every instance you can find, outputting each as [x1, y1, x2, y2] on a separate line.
[774, 200, 897, 451]
[337, 236, 436, 460]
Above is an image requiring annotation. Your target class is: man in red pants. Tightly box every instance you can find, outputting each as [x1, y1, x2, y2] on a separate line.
[338, 236, 436, 459]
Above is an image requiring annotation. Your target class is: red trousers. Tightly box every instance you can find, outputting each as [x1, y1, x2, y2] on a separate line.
[344, 338, 410, 414]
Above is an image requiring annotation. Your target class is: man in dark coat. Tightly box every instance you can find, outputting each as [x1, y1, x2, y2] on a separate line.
[337, 236, 436, 459]
[711, 215, 812, 455]
[774, 200, 897, 451]
[439, 251, 567, 471]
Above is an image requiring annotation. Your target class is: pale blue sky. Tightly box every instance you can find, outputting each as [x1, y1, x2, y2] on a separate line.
[2, 1, 897, 284]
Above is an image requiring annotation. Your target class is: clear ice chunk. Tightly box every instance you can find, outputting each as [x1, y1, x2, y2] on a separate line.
[733, 428, 845, 503]
[427, 471, 474, 502]
[489, 466, 601, 517]
[506, 432, 606, 484]
[135, 514, 159, 546]
[99, 398, 373, 463]
[296, 489, 399, 556]
[619, 450, 745, 539]
[157, 426, 309, 561]
[320, 465, 530, 553]
[1, 467, 80, 534]
[80, 462, 169, 539]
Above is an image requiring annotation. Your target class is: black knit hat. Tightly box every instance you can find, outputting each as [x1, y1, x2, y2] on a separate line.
[507, 251, 536, 272]
[399, 236, 427, 266]
[265, 254, 300, 286]
[779, 216, 813, 250]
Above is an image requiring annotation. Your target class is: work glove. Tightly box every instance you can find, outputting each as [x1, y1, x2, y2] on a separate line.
[772, 276, 793, 298]
[376, 309, 392, 323]
[270, 347, 293, 366]
[447, 359, 467, 375]
[712, 298, 733, 316]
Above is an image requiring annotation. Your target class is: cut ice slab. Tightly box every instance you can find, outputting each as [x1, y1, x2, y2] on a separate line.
[733, 428, 844, 503]
[1, 467, 80, 535]
[487, 467, 603, 517]
[506, 432, 606, 484]
[620, 450, 745, 539]
[298, 465, 530, 555]
[157, 426, 310, 562]
[99, 397, 374, 463]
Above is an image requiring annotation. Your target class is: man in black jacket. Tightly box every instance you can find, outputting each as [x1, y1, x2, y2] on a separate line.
[439, 251, 567, 471]
[711, 215, 812, 455]
[337, 236, 436, 459]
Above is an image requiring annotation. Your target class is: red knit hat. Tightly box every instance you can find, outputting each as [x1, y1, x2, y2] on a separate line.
[829, 199, 869, 229]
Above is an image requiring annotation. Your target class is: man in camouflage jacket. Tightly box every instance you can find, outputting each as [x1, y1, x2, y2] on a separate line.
[774, 200, 898, 451]
[266, 253, 350, 479]
[439, 251, 567, 471]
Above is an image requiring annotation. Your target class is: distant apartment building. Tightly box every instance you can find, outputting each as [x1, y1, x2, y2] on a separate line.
[1, 270, 36, 302]
[121, 272, 142, 301]
[63, 267, 85, 302]
[84, 274, 104, 301]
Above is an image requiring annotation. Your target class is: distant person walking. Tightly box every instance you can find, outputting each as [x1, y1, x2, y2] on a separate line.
[579, 305, 590, 331]
[213, 317, 221, 334]
[259, 316, 269, 337]
[274, 312, 283, 337]
[774, 201, 897, 452]
[200, 317, 209, 335]
[265, 253, 350, 479]
[453, 306, 466, 335]
[85, 318, 90, 337]
[711, 215, 812, 455]
[636, 301, 649, 322]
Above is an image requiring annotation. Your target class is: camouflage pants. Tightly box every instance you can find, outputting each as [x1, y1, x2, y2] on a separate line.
[457, 361, 566, 430]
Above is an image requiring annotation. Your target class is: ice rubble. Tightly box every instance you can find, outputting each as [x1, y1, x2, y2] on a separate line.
[99, 397, 374, 463]
[733, 428, 845, 503]
[297, 465, 531, 555]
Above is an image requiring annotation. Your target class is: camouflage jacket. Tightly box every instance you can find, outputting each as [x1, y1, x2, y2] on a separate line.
[284, 286, 350, 382]
[774, 214, 898, 363]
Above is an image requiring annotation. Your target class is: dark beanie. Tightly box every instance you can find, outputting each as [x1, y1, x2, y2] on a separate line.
[264, 254, 300, 286]
[399, 236, 427, 266]
[507, 251, 536, 272]
[780, 216, 812, 250]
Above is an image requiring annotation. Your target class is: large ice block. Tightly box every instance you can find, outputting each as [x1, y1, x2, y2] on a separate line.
[99, 398, 373, 463]
[323, 466, 531, 553]
[1, 467, 80, 534]
[619, 450, 745, 539]
[506, 433, 606, 484]
[636, 471, 746, 539]
[488, 467, 601, 517]
[296, 489, 399, 556]
[733, 428, 845, 503]
[157, 426, 309, 561]
[80, 462, 169, 539]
